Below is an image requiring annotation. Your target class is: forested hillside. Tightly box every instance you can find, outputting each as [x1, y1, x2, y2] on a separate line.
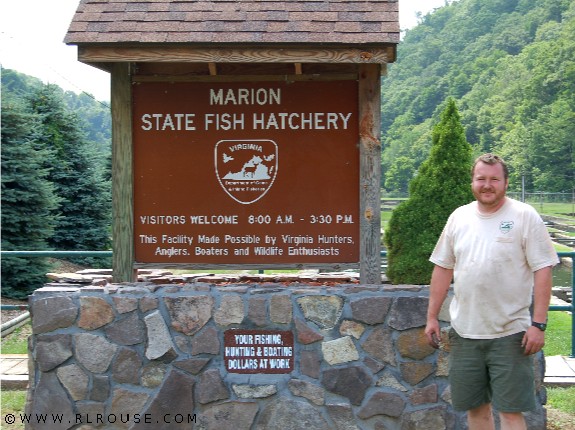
[381, 0, 574, 195]
[1, 69, 111, 154]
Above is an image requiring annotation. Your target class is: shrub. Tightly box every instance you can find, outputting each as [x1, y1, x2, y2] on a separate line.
[384, 98, 473, 284]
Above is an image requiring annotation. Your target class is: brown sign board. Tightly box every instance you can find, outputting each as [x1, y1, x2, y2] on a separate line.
[132, 80, 359, 265]
[224, 329, 294, 374]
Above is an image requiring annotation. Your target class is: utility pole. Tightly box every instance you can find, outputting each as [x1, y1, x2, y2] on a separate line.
[521, 174, 526, 202]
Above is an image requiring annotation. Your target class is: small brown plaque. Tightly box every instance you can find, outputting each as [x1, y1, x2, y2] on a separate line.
[224, 329, 294, 374]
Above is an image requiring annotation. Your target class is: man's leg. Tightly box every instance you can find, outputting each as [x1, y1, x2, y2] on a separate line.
[499, 411, 527, 430]
[467, 403, 494, 430]
[487, 333, 533, 430]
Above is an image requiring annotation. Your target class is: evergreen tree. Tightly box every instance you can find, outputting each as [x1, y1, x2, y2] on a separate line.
[31, 85, 112, 267]
[384, 99, 474, 284]
[2, 68, 111, 155]
[1, 93, 59, 299]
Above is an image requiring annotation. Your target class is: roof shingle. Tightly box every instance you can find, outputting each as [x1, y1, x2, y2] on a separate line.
[64, 0, 399, 45]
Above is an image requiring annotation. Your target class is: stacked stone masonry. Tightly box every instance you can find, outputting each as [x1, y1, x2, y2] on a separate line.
[26, 276, 547, 429]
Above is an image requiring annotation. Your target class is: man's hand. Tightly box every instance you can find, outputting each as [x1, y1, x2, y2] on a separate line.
[425, 319, 441, 349]
[522, 326, 545, 355]
[425, 265, 453, 349]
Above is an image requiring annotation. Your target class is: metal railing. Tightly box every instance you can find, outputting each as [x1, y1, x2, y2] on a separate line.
[1, 250, 573, 356]
[0, 251, 112, 257]
[549, 251, 575, 357]
[384, 250, 574, 358]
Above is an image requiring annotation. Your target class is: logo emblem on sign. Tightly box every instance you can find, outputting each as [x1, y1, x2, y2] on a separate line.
[215, 139, 278, 204]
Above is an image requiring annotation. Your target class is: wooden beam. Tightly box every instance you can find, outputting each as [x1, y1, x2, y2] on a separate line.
[294, 63, 303, 75]
[78, 46, 390, 64]
[208, 62, 217, 75]
[134, 263, 358, 271]
[358, 63, 382, 284]
[111, 63, 136, 283]
[132, 73, 358, 83]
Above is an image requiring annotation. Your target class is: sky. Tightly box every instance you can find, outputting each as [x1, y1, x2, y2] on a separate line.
[0, 0, 447, 102]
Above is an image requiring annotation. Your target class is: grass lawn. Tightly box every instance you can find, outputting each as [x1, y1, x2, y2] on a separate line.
[545, 311, 573, 356]
[547, 386, 575, 414]
[527, 201, 575, 223]
[547, 386, 575, 430]
[555, 243, 575, 252]
[0, 324, 31, 354]
[1, 390, 26, 430]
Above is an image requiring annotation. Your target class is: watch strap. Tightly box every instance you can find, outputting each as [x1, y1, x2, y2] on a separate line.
[531, 321, 547, 331]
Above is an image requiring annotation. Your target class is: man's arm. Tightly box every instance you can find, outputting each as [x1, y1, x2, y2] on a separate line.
[425, 265, 454, 348]
[522, 265, 553, 355]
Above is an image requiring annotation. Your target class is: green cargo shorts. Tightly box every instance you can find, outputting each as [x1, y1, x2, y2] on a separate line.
[448, 329, 536, 413]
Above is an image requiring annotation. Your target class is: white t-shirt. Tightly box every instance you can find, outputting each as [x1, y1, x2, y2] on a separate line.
[430, 197, 559, 339]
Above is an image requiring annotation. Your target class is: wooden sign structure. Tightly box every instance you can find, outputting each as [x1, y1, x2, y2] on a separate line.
[64, 0, 400, 284]
[132, 80, 359, 266]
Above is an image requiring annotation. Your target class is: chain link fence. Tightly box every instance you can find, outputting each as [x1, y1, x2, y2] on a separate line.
[507, 191, 574, 204]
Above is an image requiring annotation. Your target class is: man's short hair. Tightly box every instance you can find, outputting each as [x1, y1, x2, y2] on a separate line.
[472, 153, 509, 180]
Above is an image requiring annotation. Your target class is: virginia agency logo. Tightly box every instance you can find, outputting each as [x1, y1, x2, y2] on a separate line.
[215, 139, 278, 204]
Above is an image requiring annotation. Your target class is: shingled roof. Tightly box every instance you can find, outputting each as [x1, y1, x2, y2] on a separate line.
[64, 0, 399, 46]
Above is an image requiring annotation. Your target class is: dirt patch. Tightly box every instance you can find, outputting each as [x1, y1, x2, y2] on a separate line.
[0, 298, 29, 325]
[47, 258, 88, 273]
[547, 407, 575, 430]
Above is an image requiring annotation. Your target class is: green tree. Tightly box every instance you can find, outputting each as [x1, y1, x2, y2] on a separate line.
[528, 99, 575, 191]
[31, 85, 112, 267]
[2, 68, 111, 156]
[384, 156, 415, 194]
[384, 99, 473, 284]
[1, 93, 59, 299]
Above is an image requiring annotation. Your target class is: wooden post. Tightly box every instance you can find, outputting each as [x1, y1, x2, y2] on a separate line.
[111, 63, 136, 282]
[358, 64, 382, 284]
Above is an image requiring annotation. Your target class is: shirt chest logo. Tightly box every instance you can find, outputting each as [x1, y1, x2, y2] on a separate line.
[499, 221, 514, 234]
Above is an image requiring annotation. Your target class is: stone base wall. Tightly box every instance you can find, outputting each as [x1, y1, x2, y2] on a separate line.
[26, 280, 547, 429]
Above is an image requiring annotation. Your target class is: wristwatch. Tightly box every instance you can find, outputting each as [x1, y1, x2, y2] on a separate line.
[532, 321, 547, 331]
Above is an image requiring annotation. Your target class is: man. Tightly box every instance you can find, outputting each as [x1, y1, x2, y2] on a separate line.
[425, 153, 559, 430]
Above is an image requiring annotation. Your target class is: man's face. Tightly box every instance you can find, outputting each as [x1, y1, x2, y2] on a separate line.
[471, 161, 509, 213]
